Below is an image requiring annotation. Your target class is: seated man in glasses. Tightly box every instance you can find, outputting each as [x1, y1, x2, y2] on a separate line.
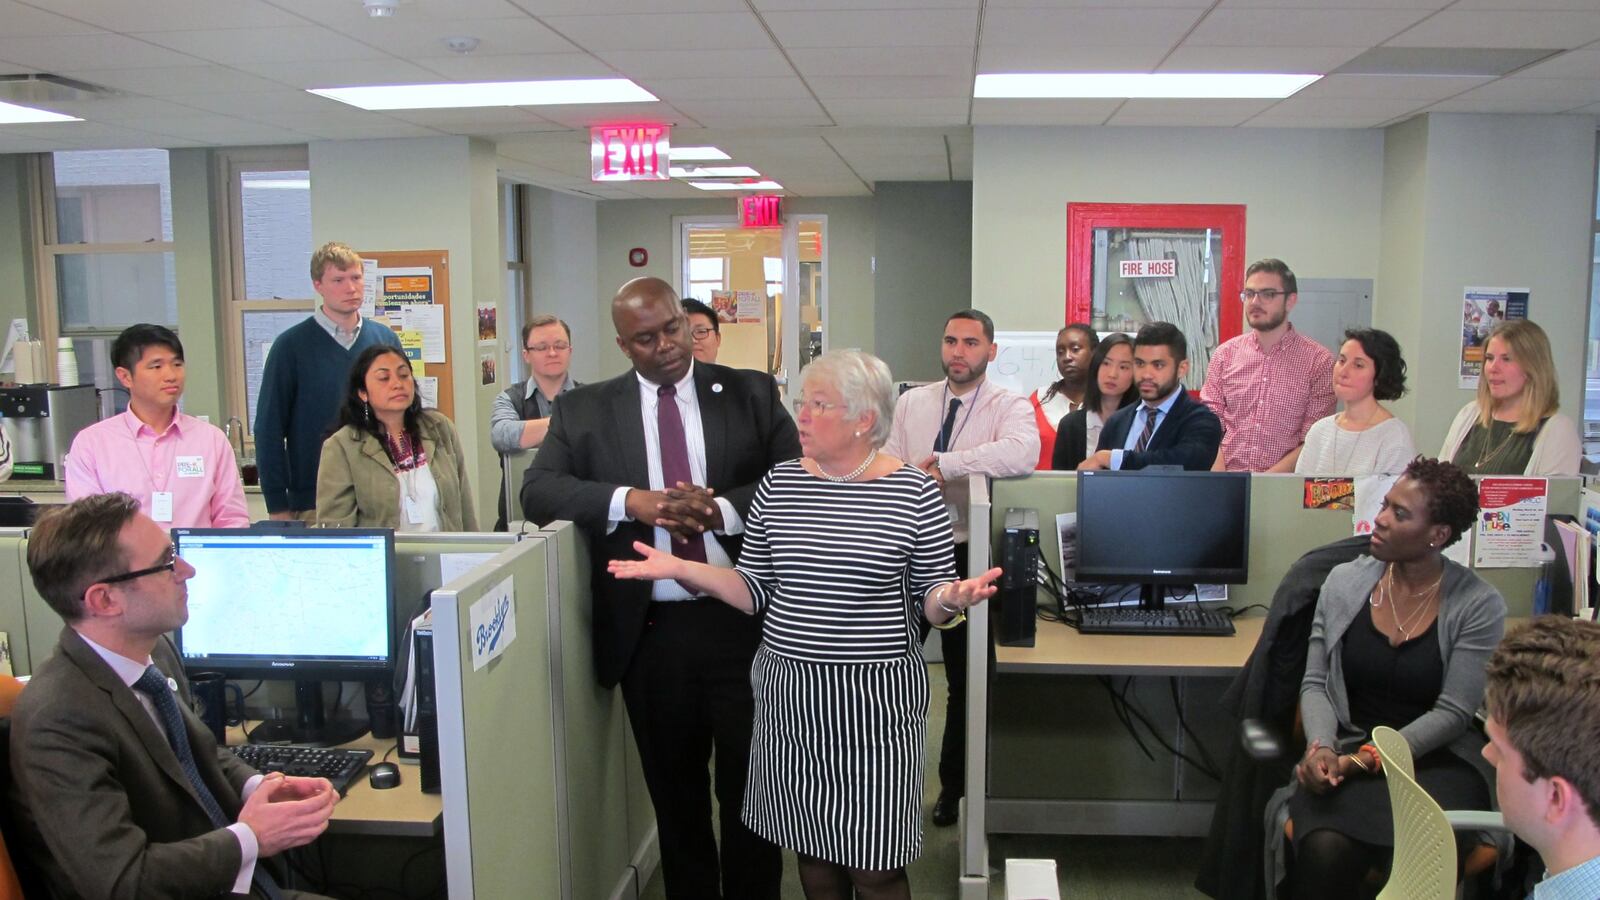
[1201, 257, 1335, 473]
[8, 492, 337, 899]
[683, 297, 723, 364]
[490, 314, 581, 529]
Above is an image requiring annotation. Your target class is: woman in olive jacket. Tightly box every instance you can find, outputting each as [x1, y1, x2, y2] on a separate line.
[316, 345, 478, 531]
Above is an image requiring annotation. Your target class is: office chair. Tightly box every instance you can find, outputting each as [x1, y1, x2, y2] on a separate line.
[1372, 727, 1511, 900]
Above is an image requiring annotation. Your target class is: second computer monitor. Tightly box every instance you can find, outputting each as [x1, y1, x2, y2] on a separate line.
[1075, 470, 1251, 601]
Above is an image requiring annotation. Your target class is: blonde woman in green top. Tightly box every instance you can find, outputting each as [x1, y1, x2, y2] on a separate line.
[316, 345, 478, 531]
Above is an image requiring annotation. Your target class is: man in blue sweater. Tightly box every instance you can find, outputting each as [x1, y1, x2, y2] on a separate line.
[254, 241, 401, 521]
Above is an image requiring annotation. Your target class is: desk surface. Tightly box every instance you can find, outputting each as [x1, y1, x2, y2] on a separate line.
[995, 615, 1264, 677]
[226, 727, 442, 839]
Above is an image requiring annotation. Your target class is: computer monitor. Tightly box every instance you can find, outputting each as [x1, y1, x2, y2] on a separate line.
[1075, 470, 1251, 609]
[174, 527, 397, 746]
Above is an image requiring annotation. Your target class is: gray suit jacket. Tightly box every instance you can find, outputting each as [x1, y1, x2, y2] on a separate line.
[8, 628, 261, 900]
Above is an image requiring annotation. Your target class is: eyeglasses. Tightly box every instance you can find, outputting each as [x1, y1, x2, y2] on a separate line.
[1240, 289, 1286, 302]
[792, 397, 842, 416]
[690, 327, 716, 340]
[525, 342, 571, 354]
[102, 545, 179, 585]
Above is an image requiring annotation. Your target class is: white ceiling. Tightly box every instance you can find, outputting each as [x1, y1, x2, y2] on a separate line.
[2, 0, 1599, 198]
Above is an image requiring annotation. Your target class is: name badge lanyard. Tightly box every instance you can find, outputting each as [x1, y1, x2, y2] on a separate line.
[134, 430, 176, 521]
[934, 382, 981, 454]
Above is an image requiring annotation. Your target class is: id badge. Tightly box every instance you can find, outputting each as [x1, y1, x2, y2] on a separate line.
[151, 492, 174, 522]
[403, 494, 424, 524]
[175, 455, 205, 478]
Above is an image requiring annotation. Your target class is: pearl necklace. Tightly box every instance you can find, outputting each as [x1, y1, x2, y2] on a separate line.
[818, 448, 877, 483]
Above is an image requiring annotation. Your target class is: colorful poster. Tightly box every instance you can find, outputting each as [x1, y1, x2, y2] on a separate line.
[735, 290, 764, 324]
[1474, 477, 1548, 568]
[381, 271, 433, 305]
[1581, 487, 1600, 537]
[479, 352, 497, 386]
[1459, 287, 1529, 389]
[1304, 477, 1355, 510]
[709, 290, 737, 323]
[476, 302, 497, 343]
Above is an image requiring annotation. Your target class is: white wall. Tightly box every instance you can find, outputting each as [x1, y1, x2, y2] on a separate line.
[1378, 114, 1596, 451]
[310, 136, 503, 523]
[972, 125, 1387, 333]
[527, 187, 600, 384]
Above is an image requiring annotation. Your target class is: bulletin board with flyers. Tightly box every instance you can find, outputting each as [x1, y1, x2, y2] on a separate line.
[359, 249, 454, 421]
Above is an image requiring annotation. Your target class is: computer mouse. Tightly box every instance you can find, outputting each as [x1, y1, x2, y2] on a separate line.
[368, 762, 401, 790]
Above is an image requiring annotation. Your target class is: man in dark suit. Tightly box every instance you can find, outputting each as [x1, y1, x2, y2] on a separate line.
[9, 492, 337, 900]
[1079, 321, 1222, 472]
[521, 277, 799, 900]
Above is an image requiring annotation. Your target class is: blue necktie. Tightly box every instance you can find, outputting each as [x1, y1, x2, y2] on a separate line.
[133, 666, 283, 899]
[1135, 405, 1161, 453]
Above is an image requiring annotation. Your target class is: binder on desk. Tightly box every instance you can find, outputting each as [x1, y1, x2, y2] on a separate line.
[401, 610, 442, 794]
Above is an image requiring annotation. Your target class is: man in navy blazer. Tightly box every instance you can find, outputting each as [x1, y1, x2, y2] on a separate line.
[521, 277, 798, 900]
[1080, 321, 1221, 472]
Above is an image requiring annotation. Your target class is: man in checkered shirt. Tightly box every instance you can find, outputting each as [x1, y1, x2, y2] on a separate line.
[1200, 258, 1335, 472]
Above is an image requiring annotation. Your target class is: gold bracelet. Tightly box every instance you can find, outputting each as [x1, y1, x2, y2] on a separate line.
[1346, 753, 1370, 773]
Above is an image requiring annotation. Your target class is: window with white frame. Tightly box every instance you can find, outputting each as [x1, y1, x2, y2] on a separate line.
[34, 149, 177, 398]
[687, 256, 726, 304]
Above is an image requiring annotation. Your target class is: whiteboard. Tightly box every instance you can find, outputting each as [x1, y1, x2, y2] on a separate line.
[987, 331, 1061, 399]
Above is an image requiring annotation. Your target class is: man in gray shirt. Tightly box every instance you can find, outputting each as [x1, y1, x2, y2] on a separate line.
[490, 314, 578, 528]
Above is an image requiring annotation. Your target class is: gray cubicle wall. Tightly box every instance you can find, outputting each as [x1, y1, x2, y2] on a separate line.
[0, 528, 45, 674]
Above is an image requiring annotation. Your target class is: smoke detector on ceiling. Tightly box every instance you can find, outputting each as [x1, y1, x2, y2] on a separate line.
[363, 0, 398, 18]
[442, 36, 480, 54]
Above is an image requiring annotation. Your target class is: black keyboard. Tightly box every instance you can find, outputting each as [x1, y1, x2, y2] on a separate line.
[1076, 606, 1237, 637]
[229, 744, 374, 795]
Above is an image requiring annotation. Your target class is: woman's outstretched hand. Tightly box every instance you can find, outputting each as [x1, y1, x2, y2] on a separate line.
[607, 541, 684, 583]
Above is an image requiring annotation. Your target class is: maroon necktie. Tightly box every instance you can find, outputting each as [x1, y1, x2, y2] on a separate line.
[656, 384, 706, 563]
[1135, 405, 1161, 453]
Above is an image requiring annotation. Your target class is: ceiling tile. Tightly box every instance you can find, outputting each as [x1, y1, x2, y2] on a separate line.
[1157, 46, 1365, 73]
[261, 115, 444, 140]
[980, 8, 1203, 47]
[593, 48, 796, 79]
[787, 46, 975, 79]
[1439, 76, 1600, 105]
[1242, 113, 1409, 127]
[988, 0, 1212, 5]
[1449, 0, 1600, 9]
[671, 97, 830, 122]
[754, 0, 977, 7]
[0, 1, 107, 36]
[0, 135, 73, 152]
[1114, 98, 1279, 117]
[264, 0, 533, 26]
[970, 97, 1120, 124]
[806, 76, 972, 100]
[1498, 49, 1600, 79]
[821, 98, 970, 124]
[762, 9, 979, 48]
[327, 17, 579, 57]
[0, 34, 208, 70]
[1217, 0, 1445, 7]
[977, 45, 1169, 73]
[54, 65, 287, 96]
[640, 77, 814, 102]
[42, 96, 217, 123]
[1424, 97, 1586, 113]
[176, 90, 355, 115]
[1294, 74, 1490, 100]
[134, 27, 390, 65]
[232, 58, 448, 89]
[541, 13, 774, 52]
[511, 0, 746, 11]
[414, 52, 615, 81]
[1386, 11, 1600, 49]
[535, 100, 697, 129]
[32, 0, 306, 31]
[1185, 9, 1432, 46]
[1251, 95, 1430, 119]
[146, 120, 315, 144]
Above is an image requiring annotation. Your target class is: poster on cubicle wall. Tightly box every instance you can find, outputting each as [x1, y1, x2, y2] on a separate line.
[1459, 287, 1528, 390]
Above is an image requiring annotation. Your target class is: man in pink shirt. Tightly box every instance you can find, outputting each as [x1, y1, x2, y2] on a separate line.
[66, 324, 249, 528]
[1201, 258, 1336, 472]
[884, 308, 1038, 827]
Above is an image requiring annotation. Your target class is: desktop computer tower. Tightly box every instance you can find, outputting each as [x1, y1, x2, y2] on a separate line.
[998, 508, 1039, 647]
[412, 627, 442, 794]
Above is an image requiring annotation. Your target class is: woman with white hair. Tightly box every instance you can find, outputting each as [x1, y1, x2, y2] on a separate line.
[610, 349, 1001, 900]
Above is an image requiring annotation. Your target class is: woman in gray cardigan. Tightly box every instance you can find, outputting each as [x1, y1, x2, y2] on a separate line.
[316, 345, 478, 532]
[1286, 457, 1505, 899]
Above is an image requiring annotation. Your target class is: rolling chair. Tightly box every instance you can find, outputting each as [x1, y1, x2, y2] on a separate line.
[1371, 726, 1511, 900]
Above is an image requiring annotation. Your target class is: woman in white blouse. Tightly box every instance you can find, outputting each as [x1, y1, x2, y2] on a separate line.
[1296, 328, 1416, 477]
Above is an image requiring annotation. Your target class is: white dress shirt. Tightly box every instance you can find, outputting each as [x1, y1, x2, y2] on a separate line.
[605, 362, 743, 601]
[79, 631, 263, 895]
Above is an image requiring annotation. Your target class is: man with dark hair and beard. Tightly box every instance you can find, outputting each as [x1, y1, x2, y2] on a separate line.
[1079, 321, 1222, 472]
[884, 308, 1038, 828]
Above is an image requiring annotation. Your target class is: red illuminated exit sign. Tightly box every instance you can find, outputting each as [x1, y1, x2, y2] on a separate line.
[740, 194, 782, 228]
[591, 124, 670, 182]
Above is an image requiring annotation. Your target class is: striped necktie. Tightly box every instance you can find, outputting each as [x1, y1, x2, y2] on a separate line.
[1135, 405, 1161, 452]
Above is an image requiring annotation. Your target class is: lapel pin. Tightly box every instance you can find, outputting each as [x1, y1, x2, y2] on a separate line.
[711, 383, 723, 394]
[166, 677, 178, 692]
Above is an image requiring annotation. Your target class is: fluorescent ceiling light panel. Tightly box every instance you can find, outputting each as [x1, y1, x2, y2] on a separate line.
[671, 166, 761, 178]
[309, 78, 656, 110]
[0, 100, 81, 124]
[975, 73, 1320, 99]
[670, 146, 730, 161]
[689, 180, 783, 191]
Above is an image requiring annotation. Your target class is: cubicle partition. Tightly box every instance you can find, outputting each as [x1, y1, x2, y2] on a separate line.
[959, 472, 1586, 899]
[0, 527, 42, 675]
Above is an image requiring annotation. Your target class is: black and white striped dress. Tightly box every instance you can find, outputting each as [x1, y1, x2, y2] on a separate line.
[735, 460, 957, 870]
